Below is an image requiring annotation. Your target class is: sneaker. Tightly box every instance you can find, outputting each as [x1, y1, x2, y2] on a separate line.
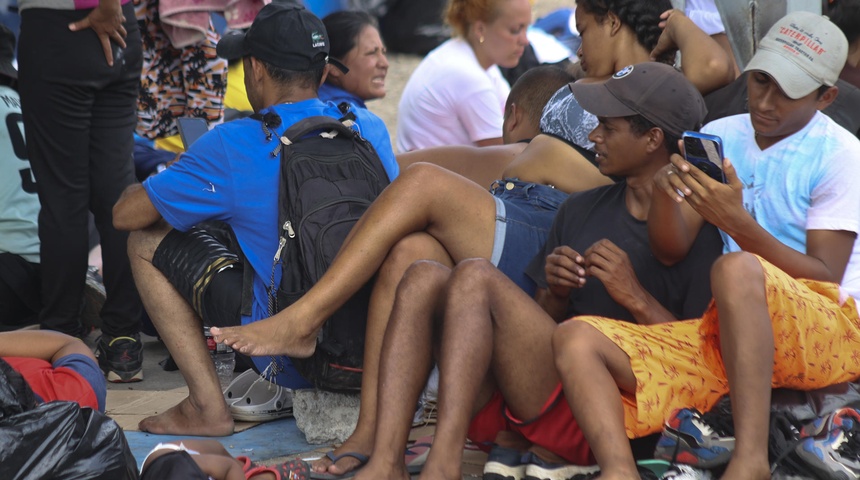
[96, 333, 143, 382]
[659, 464, 713, 480]
[484, 445, 529, 480]
[794, 408, 860, 479]
[522, 454, 600, 480]
[81, 266, 105, 330]
[654, 406, 735, 468]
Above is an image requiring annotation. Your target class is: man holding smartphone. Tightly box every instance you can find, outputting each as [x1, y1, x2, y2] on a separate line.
[346, 62, 725, 479]
[557, 12, 860, 480]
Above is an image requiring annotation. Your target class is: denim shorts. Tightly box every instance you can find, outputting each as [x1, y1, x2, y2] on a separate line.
[490, 179, 568, 296]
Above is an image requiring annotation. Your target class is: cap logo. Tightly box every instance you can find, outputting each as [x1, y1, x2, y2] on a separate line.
[613, 65, 634, 79]
[311, 31, 326, 48]
[775, 22, 827, 61]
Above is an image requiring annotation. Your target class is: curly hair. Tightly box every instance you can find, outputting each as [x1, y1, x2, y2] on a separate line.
[445, 0, 507, 38]
[575, 0, 675, 64]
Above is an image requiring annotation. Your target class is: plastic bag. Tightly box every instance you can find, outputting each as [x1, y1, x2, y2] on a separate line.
[770, 382, 860, 422]
[0, 401, 139, 480]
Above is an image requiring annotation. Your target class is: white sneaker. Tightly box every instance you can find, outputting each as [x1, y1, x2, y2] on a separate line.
[661, 464, 714, 480]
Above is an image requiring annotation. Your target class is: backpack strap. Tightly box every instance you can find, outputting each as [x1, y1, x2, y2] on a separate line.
[280, 116, 358, 145]
[336, 102, 357, 127]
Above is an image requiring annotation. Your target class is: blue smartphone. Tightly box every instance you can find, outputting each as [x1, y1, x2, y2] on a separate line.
[682, 131, 725, 183]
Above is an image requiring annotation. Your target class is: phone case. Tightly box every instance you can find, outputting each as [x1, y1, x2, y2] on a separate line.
[682, 131, 724, 183]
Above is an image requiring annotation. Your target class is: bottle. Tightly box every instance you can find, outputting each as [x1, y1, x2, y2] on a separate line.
[204, 326, 235, 389]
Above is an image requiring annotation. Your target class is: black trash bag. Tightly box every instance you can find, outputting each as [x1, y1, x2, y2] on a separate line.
[0, 401, 139, 480]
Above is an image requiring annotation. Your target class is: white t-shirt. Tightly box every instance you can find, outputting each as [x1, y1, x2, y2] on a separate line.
[685, 0, 725, 36]
[0, 85, 40, 263]
[396, 38, 511, 152]
[702, 112, 860, 301]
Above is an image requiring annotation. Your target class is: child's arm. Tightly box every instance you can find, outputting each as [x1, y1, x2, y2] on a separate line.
[194, 454, 247, 480]
[0, 330, 96, 363]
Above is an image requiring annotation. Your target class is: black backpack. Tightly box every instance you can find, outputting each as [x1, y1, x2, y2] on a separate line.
[265, 107, 390, 392]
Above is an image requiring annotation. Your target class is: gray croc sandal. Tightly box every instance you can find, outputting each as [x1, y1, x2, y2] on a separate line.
[223, 369, 260, 403]
[229, 376, 293, 422]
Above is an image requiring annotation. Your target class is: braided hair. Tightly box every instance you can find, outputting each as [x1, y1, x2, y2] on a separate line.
[576, 0, 675, 64]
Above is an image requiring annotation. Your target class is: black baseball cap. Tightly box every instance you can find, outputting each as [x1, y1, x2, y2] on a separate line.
[217, 2, 346, 73]
[0, 24, 16, 81]
[569, 62, 706, 138]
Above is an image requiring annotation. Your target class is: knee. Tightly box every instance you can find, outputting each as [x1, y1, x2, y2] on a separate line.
[710, 252, 765, 300]
[382, 162, 448, 208]
[398, 260, 452, 296]
[393, 162, 437, 192]
[448, 258, 499, 296]
[127, 224, 170, 263]
[127, 230, 148, 260]
[381, 234, 450, 284]
[400, 162, 446, 184]
[552, 320, 601, 372]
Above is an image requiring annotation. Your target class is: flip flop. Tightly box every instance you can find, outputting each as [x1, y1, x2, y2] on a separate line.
[309, 451, 369, 479]
[236, 455, 257, 473]
[405, 435, 433, 474]
[247, 458, 311, 480]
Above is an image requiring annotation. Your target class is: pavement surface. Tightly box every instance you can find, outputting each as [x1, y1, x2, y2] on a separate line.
[88, 331, 486, 478]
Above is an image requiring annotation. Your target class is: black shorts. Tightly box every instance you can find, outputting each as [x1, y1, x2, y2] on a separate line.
[151, 221, 243, 329]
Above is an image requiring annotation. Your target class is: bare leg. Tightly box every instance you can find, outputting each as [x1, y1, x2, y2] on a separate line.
[312, 234, 453, 476]
[129, 224, 233, 436]
[212, 163, 497, 357]
[422, 259, 561, 479]
[710, 253, 772, 480]
[553, 321, 639, 480]
[355, 261, 451, 480]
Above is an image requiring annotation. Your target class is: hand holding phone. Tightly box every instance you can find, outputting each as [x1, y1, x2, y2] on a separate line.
[682, 131, 725, 183]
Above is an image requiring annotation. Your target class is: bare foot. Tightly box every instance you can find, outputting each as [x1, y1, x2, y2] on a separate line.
[311, 431, 373, 476]
[138, 396, 234, 436]
[210, 311, 317, 357]
[719, 458, 770, 480]
[593, 466, 642, 480]
[353, 459, 410, 480]
[417, 460, 460, 480]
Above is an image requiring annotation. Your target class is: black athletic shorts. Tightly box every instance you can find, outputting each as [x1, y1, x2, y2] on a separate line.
[151, 221, 243, 329]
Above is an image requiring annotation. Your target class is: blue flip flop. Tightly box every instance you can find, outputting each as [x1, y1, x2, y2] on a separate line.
[309, 451, 369, 480]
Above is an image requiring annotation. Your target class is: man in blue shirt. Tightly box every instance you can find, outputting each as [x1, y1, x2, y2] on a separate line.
[112, 3, 397, 437]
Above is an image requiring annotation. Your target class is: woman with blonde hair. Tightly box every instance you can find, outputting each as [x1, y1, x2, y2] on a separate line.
[396, 0, 531, 152]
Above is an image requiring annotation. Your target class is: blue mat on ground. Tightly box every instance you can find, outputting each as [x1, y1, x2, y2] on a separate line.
[125, 417, 325, 466]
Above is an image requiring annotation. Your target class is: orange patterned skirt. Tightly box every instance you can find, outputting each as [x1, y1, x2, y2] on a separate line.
[573, 255, 860, 438]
